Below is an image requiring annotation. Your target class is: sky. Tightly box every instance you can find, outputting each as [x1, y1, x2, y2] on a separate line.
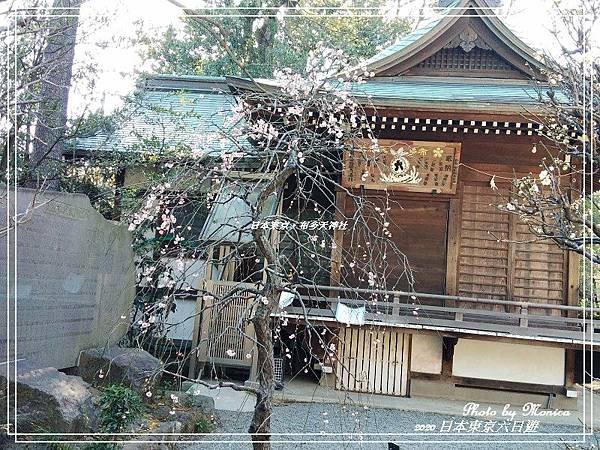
[63, 0, 587, 117]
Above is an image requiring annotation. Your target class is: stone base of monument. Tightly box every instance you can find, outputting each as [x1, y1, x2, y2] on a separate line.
[0, 365, 97, 433]
[78, 346, 164, 394]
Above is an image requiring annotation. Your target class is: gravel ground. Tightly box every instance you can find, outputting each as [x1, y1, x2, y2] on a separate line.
[181, 402, 596, 450]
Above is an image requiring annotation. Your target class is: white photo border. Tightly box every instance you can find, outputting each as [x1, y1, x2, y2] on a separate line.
[4, 2, 595, 445]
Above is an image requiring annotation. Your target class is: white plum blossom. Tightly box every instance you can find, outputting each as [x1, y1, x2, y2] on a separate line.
[539, 169, 552, 186]
[250, 119, 279, 143]
[367, 272, 376, 287]
[287, 105, 304, 116]
[252, 17, 265, 33]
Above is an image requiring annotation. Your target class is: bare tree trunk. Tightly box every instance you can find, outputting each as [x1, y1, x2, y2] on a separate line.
[248, 298, 275, 450]
[246, 164, 294, 449]
[28, 0, 81, 189]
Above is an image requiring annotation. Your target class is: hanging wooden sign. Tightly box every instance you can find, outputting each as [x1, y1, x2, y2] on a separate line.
[342, 139, 461, 194]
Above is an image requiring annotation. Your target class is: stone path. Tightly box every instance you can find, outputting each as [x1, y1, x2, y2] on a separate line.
[181, 402, 595, 449]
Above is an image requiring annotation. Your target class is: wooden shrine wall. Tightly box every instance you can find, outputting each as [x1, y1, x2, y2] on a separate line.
[336, 129, 576, 312]
[454, 182, 568, 315]
[340, 194, 448, 297]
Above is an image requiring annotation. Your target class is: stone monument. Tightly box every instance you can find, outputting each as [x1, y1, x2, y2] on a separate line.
[0, 186, 135, 370]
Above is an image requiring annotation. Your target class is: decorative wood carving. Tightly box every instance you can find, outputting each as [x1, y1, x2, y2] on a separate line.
[342, 139, 461, 194]
[444, 25, 491, 52]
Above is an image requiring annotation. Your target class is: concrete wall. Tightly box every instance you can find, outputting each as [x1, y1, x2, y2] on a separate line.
[166, 257, 207, 291]
[452, 339, 565, 385]
[0, 187, 135, 370]
[165, 298, 197, 341]
[410, 334, 442, 374]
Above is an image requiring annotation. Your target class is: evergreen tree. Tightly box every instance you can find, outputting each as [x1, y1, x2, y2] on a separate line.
[138, 0, 411, 77]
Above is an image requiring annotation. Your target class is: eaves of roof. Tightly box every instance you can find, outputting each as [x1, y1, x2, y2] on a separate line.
[344, 76, 561, 114]
[360, 0, 546, 77]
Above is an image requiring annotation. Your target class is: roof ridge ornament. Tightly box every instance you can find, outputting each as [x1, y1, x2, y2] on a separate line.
[444, 25, 491, 52]
[438, 0, 502, 6]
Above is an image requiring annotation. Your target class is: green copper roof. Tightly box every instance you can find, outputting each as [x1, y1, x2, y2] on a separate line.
[343, 77, 557, 107]
[360, 2, 456, 69]
[74, 71, 560, 159]
[71, 76, 241, 156]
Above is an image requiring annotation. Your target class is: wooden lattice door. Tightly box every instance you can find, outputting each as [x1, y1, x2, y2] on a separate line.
[335, 327, 410, 396]
[189, 280, 256, 378]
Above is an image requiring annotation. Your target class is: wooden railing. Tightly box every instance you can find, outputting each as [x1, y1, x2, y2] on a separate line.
[190, 280, 596, 376]
[279, 285, 597, 344]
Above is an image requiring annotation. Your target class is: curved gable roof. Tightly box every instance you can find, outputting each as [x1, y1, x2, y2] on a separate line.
[362, 0, 546, 79]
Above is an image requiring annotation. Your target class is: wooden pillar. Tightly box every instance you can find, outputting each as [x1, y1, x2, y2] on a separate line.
[111, 167, 126, 220]
[567, 252, 580, 312]
[565, 252, 580, 388]
[506, 214, 517, 307]
[445, 191, 461, 307]
[325, 190, 348, 391]
[328, 189, 347, 320]
[330, 190, 347, 288]
[441, 336, 458, 379]
[565, 348, 576, 388]
[188, 279, 211, 380]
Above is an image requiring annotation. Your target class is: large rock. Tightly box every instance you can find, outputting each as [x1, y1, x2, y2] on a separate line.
[0, 186, 135, 371]
[154, 405, 213, 433]
[120, 408, 213, 450]
[78, 346, 163, 392]
[179, 388, 216, 412]
[0, 365, 96, 433]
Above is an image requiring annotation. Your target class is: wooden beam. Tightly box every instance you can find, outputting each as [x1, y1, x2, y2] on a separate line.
[280, 313, 591, 349]
[410, 371, 443, 381]
[452, 376, 565, 395]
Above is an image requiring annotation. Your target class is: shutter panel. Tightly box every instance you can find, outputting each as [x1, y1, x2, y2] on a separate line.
[457, 183, 567, 315]
[512, 221, 566, 316]
[458, 184, 510, 310]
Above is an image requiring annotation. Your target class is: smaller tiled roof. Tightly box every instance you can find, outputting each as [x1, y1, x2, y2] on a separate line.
[71, 76, 241, 157]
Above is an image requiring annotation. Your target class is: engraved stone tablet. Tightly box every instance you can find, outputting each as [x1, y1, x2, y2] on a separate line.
[0, 186, 135, 370]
